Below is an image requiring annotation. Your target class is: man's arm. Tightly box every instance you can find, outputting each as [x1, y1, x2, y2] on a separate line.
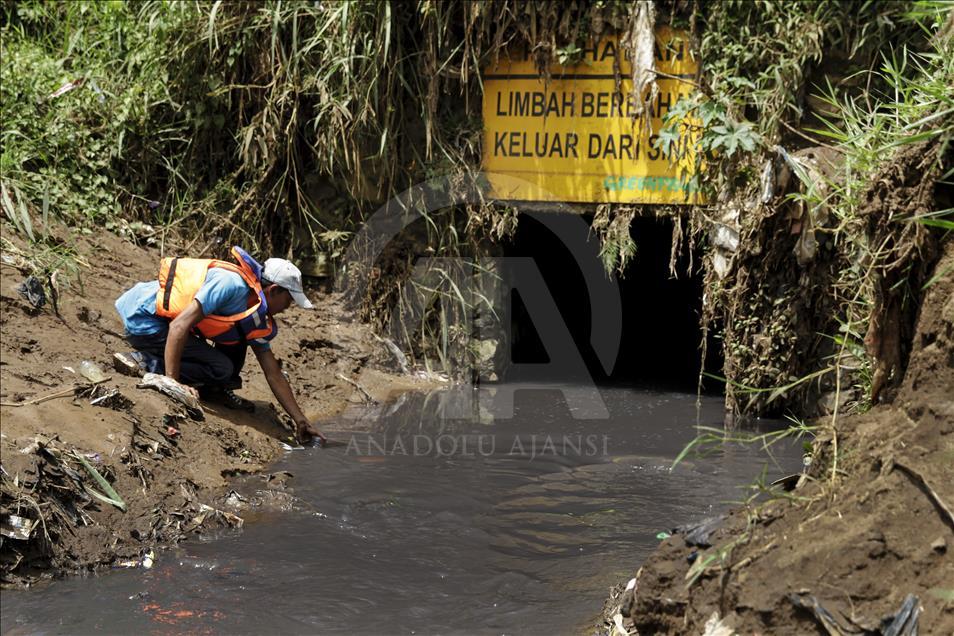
[165, 300, 206, 396]
[253, 346, 325, 444]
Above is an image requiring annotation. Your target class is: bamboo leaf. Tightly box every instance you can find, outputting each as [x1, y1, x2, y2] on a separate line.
[84, 485, 126, 511]
[14, 185, 35, 242]
[75, 453, 126, 512]
[0, 182, 20, 231]
[916, 218, 954, 230]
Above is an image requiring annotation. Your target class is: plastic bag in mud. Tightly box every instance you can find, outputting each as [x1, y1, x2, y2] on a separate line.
[16, 275, 46, 309]
[137, 373, 204, 419]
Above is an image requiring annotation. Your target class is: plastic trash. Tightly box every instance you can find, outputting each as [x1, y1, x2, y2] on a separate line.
[619, 576, 638, 619]
[224, 491, 248, 509]
[789, 592, 920, 635]
[47, 77, 84, 100]
[16, 276, 46, 309]
[137, 373, 203, 419]
[788, 593, 845, 633]
[89, 388, 130, 409]
[702, 612, 735, 636]
[115, 549, 155, 569]
[882, 594, 920, 636]
[1, 514, 37, 540]
[78, 360, 108, 383]
[673, 515, 726, 548]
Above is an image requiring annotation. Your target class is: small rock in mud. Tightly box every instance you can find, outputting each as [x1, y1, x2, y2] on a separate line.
[76, 306, 102, 324]
[265, 470, 294, 489]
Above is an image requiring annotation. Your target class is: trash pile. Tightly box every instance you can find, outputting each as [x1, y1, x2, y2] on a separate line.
[0, 426, 253, 585]
[0, 436, 124, 583]
[0, 362, 232, 585]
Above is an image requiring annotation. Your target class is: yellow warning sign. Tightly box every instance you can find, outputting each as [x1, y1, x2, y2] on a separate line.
[482, 27, 703, 205]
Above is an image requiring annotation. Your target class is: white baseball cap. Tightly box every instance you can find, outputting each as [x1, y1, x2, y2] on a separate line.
[262, 258, 314, 309]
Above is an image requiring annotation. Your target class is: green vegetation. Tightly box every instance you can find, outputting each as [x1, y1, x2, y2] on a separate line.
[0, 0, 627, 247]
[672, 3, 950, 524]
[654, 0, 952, 417]
[2, 1, 951, 403]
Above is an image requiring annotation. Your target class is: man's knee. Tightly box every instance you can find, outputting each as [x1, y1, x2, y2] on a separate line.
[208, 357, 234, 384]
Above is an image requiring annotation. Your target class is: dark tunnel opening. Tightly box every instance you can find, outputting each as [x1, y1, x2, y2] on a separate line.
[502, 212, 722, 391]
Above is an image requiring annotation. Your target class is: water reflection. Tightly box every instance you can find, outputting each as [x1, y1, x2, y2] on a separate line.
[2, 385, 800, 635]
[343, 381, 633, 428]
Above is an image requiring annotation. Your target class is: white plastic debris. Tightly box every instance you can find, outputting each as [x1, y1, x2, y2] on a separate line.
[137, 373, 203, 416]
[702, 612, 734, 636]
[611, 612, 628, 636]
[47, 78, 84, 100]
[78, 360, 108, 383]
[115, 548, 155, 569]
[1, 514, 37, 540]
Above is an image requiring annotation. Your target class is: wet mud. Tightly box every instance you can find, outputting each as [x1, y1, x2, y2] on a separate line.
[1, 232, 433, 586]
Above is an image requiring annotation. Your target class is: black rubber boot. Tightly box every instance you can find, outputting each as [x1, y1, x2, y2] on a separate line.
[221, 388, 255, 412]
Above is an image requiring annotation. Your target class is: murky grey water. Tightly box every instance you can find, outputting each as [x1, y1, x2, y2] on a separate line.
[2, 384, 801, 635]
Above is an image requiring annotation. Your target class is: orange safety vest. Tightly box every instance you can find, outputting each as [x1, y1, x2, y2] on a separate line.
[154, 246, 277, 345]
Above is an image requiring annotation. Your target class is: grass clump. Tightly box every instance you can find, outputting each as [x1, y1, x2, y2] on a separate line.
[2, 0, 950, 398]
[653, 1, 952, 418]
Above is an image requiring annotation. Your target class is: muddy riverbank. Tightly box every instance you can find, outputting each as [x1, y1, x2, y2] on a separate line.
[598, 238, 954, 635]
[3, 385, 802, 633]
[0, 232, 434, 586]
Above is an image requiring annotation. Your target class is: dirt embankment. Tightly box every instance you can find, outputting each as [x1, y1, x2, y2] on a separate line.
[600, 237, 954, 635]
[0, 231, 431, 586]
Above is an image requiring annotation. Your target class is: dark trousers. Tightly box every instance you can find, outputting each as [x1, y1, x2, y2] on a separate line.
[126, 332, 247, 390]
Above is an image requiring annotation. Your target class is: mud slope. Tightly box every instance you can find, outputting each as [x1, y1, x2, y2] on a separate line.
[0, 232, 430, 586]
[601, 237, 954, 635]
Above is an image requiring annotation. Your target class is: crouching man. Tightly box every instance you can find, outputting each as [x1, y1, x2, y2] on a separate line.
[114, 246, 324, 444]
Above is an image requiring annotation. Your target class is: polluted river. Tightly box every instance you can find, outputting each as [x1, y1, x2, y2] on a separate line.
[2, 384, 801, 634]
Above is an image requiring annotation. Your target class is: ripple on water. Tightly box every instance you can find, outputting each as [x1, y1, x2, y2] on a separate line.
[2, 385, 801, 635]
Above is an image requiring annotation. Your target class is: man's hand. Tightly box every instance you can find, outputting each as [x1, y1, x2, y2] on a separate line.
[255, 347, 325, 446]
[159, 373, 198, 399]
[294, 418, 326, 446]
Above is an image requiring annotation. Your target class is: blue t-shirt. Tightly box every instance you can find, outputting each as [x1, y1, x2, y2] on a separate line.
[115, 269, 271, 349]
